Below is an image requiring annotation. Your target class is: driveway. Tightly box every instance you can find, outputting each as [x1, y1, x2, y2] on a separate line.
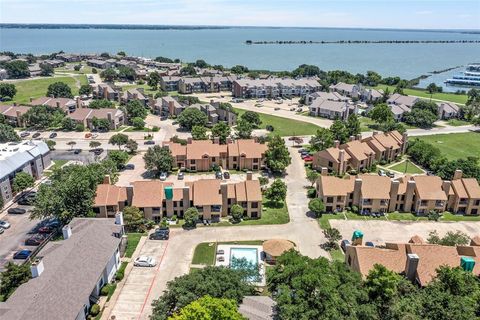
[330, 220, 480, 245]
[105, 146, 328, 320]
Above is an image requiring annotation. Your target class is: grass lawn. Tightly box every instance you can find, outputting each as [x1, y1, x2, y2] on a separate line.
[124, 127, 154, 132]
[330, 249, 345, 262]
[318, 213, 345, 229]
[54, 63, 93, 75]
[125, 232, 146, 258]
[9, 76, 87, 104]
[49, 160, 68, 170]
[236, 198, 289, 226]
[446, 119, 471, 127]
[416, 132, 480, 161]
[441, 212, 480, 222]
[359, 117, 376, 132]
[374, 85, 468, 104]
[388, 160, 424, 174]
[192, 242, 216, 265]
[234, 108, 321, 136]
[386, 212, 428, 221]
[220, 240, 264, 245]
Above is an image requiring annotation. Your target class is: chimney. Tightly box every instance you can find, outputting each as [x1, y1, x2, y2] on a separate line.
[321, 167, 328, 176]
[221, 183, 228, 216]
[401, 133, 408, 154]
[182, 186, 190, 211]
[349, 135, 355, 142]
[246, 171, 253, 181]
[442, 181, 451, 196]
[133, 93, 138, 100]
[405, 253, 419, 282]
[187, 137, 193, 144]
[226, 137, 232, 144]
[353, 178, 362, 206]
[338, 150, 346, 175]
[103, 175, 111, 184]
[404, 180, 416, 212]
[213, 137, 220, 144]
[76, 97, 81, 109]
[372, 131, 378, 136]
[334, 140, 340, 148]
[16, 110, 22, 127]
[30, 257, 45, 278]
[356, 134, 362, 141]
[453, 170, 463, 180]
[62, 225, 72, 240]
[389, 180, 400, 212]
[115, 212, 124, 225]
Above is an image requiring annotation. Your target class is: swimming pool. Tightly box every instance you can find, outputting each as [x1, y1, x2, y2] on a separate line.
[229, 247, 258, 266]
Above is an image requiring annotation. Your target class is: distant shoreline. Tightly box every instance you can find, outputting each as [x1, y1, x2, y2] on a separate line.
[0, 23, 479, 34]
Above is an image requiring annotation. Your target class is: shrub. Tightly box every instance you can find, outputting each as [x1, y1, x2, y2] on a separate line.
[266, 125, 274, 132]
[100, 284, 111, 296]
[171, 215, 177, 221]
[307, 188, 317, 198]
[258, 177, 269, 186]
[379, 159, 387, 165]
[351, 205, 359, 214]
[75, 124, 85, 132]
[92, 68, 97, 74]
[74, 64, 81, 71]
[152, 126, 160, 132]
[89, 304, 100, 316]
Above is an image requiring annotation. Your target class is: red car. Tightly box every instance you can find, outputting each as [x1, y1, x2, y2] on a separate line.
[25, 235, 46, 246]
[38, 226, 55, 234]
[303, 155, 313, 162]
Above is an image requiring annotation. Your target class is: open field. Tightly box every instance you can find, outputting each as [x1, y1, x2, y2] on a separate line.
[416, 132, 480, 160]
[234, 107, 320, 136]
[374, 85, 468, 104]
[54, 63, 93, 75]
[9, 75, 87, 104]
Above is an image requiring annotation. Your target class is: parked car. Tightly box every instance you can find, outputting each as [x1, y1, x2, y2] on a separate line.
[45, 220, 61, 228]
[303, 155, 313, 162]
[38, 226, 55, 234]
[73, 149, 82, 154]
[84, 133, 92, 138]
[223, 171, 230, 179]
[8, 208, 26, 214]
[177, 172, 184, 180]
[341, 239, 351, 252]
[25, 235, 46, 246]
[144, 140, 155, 145]
[365, 241, 375, 247]
[20, 132, 30, 138]
[91, 148, 104, 155]
[274, 107, 280, 111]
[149, 230, 169, 240]
[32, 132, 41, 139]
[298, 148, 307, 154]
[0, 220, 11, 229]
[125, 164, 135, 170]
[17, 197, 34, 206]
[215, 171, 223, 179]
[13, 249, 32, 260]
[134, 256, 157, 267]
[386, 171, 395, 178]
[159, 172, 167, 181]
[49, 132, 57, 138]
[378, 170, 386, 177]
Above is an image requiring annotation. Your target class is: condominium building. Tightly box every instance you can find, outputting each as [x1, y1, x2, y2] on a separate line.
[30, 96, 81, 114]
[93, 174, 262, 222]
[232, 78, 321, 99]
[119, 88, 148, 106]
[0, 140, 51, 204]
[92, 83, 119, 101]
[67, 107, 125, 130]
[0, 104, 30, 127]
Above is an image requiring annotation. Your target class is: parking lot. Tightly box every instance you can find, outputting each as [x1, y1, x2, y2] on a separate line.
[330, 220, 480, 245]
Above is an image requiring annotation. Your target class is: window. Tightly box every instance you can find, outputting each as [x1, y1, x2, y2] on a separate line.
[337, 196, 342, 201]
[251, 202, 258, 209]
[190, 160, 195, 165]
[328, 161, 333, 167]
[420, 200, 427, 206]
[326, 197, 333, 203]
[212, 157, 216, 162]
[233, 157, 237, 161]
[475, 200, 480, 206]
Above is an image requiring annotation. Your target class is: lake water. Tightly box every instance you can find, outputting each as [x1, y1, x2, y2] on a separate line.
[1, 27, 480, 90]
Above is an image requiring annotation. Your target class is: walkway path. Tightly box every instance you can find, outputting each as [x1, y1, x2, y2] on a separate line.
[104, 147, 328, 320]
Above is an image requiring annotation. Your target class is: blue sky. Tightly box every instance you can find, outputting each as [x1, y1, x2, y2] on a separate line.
[0, 0, 479, 29]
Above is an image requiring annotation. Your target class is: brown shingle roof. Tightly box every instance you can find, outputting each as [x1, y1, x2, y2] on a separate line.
[131, 181, 171, 207]
[94, 184, 127, 206]
[245, 180, 262, 202]
[192, 179, 222, 206]
[263, 239, 295, 257]
[360, 175, 391, 199]
[342, 140, 375, 161]
[462, 178, 480, 198]
[228, 139, 267, 158]
[318, 175, 355, 196]
[186, 140, 227, 159]
[413, 176, 448, 201]
[316, 147, 351, 164]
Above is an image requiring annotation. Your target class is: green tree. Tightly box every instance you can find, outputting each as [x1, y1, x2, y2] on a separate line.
[122, 206, 145, 232]
[92, 117, 111, 131]
[427, 230, 470, 246]
[61, 117, 77, 131]
[211, 122, 230, 144]
[4, 60, 30, 78]
[108, 150, 129, 169]
[151, 266, 254, 320]
[67, 141, 76, 150]
[184, 207, 199, 228]
[403, 109, 437, 128]
[0, 262, 31, 300]
[180, 65, 196, 76]
[143, 145, 174, 174]
[125, 100, 148, 120]
[369, 103, 394, 124]
[235, 119, 253, 139]
[265, 135, 291, 172]
[169, 295, 246, 320]
[100, 68, 117, 82]
[346, 114, 361, 137]
[79, 84, 92, 95]
[131, 117, 145, 130]
[306, 170, 319, 186]
[265, 179, 287, 203]
[329, 119, 349, 144]
[89, 99, 115, 109]
[109, 133, 129, 150]
[230, 65, 249, 74]
[117, 66, 135, 81]
[46, 81, 73, 98]
[40, 63, 54, 76]
[148, 71, 161, 89]
[230, 204, 244, 223]
[22, 105, 65, 129]
[13, 172, 34, 194]
[155, 56, 174, 63]
[117, 51, 126, 56]
[240, 111, 261, 128]
[0, 83, 17, 100]
[426, 82, 439, 100]
[309, 128, 334, 151]
[191, 125, 208, 140]
[46, 139, 56, 150]
[0, 123, 20, 142]
[89, 141, 101, 149]
[125, 139, 138, 153]
[194, 59, 209, 68]
[177, 108, 208, 130]
[308, 198, 325, 217]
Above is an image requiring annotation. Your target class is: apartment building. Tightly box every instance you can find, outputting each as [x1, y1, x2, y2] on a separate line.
[30, 96, 80, 114]
[178, 77, 208, 94]
[56, 53, 82, 62]
[189, 102, 237, 126]
[164, 138, 267, 172]
[308, 98, 354, 120]
[306, 91, 349, 104]
[160, 76, 181, 91]
[328, 82, 360, 98]
[387, 93, 420, 108]
[232, 78, 321, 99]
[87, 59, 115, 69]
[345, 235, 480, 286]
[151, 96, 185, 117]
[40, 59, 65, 68]
[436, 102, 460, 119]
[67, 107, 125, 130]
[0, 104, 30, 127]
[0, 218, 124, 320]
[312, 131, 407, 174]
[0, 140, 51, 204]
[93, 175, 262, 222]
[315, 170, 479, 215]
[92, 83, 119, 101]
[119, 88, 148, 106]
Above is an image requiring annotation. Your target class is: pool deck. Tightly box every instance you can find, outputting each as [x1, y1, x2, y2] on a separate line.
[215, 244, 266, 286]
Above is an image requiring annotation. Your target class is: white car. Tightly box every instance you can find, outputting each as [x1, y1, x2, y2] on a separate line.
[134, 256, 157, 267]
[159, 172, 168, 181]
[0, 220, 11, 229]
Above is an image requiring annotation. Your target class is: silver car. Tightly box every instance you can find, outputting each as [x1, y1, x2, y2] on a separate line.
[134, 256, 157, 267]
[0, 220, 11, 229]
